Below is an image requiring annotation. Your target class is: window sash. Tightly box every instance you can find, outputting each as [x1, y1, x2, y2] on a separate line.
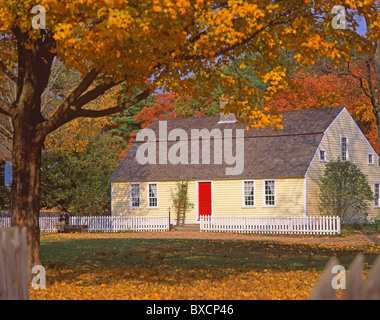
[319, 150, 326, 161]
[375, 183, 380, 207]
[264, 180, 276, 206]
[369, 154, 374, 164]
[243, 181, 255, 207]
[148, 183, 158, 208]
[130, 183, 140, 208]
[341, 137, 348, 161]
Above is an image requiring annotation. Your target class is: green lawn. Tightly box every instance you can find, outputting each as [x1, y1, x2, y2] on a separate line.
[40, 236, 380, 271]
[32, 233, 380, 299]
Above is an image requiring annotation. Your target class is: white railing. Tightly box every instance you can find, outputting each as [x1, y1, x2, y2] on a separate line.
[0, 215, 169, 233]
[200, 215, 341, 235]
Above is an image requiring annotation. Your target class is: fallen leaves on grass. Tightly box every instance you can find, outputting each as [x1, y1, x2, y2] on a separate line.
[30, 266, 321, 300]
[32, 232, 380, 300]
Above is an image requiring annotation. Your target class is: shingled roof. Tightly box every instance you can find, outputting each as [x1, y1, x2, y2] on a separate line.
[111, 107, 344, 182]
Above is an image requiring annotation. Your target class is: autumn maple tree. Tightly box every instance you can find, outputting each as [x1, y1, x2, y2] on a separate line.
[0, 0, 378, 267]
[267, 65, 379, 152]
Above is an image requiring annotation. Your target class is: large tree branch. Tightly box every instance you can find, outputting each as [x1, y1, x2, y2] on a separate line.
[37, 68, 151, 143]
[76, 89, 151, 118]
[37, 68, 100, 137]
[71, 81, 121, 110]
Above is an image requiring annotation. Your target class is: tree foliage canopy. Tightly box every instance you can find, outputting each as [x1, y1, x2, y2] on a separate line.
[1, 0, 378, 132]
[41, 133, 121, 215]
[0, 0, 378, 266]
[319, 159, 374, 222]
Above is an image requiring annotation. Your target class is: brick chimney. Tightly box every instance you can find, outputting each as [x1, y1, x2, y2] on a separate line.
[219, 100, 236, 122]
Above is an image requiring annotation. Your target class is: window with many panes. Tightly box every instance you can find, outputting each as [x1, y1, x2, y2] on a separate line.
[243, 180, 255, 207]
[264, 180, 276, 206]
[130, 183, 140, 208]
[341, 136, 348, 161]
[375, 183, 380, 208]
[148, 183, 158, 208]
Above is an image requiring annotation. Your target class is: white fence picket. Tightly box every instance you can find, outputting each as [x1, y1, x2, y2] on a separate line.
[199, 215, 341, 235]
[0, 215, 341, 235]
[0, 215, 169, 233]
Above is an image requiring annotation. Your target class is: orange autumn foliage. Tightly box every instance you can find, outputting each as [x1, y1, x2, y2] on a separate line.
[267, 68, 379, 153]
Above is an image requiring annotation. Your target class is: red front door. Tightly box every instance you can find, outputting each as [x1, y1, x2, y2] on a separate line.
[198, 182, 212, 218]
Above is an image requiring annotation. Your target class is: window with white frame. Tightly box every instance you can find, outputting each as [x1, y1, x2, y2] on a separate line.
[130, 183, 140, 208]
[319, 149, 326, 162]
[341, 136, 348, 161]
[375, 183, 380, 207]
[243, 180, 255, 207]
[148, 183, 158, 208]
[264, 180, 276, 206]
[368, 153, 375, 165]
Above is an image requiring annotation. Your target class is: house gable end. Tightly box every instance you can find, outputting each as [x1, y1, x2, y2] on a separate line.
[305, 107, 380, 218]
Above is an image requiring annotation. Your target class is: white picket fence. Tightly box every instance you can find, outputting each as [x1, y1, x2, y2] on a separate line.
[0, 216, 169, 233]
[200, 215, 341, 235]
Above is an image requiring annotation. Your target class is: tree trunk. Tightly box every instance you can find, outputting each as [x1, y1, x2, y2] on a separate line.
[8, 28, 55, 270]
[10, 121, 43, 269]
[374, 40, 380, 164]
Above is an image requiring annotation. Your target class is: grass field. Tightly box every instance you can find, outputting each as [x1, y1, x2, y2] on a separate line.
[30, 232, 380, 300]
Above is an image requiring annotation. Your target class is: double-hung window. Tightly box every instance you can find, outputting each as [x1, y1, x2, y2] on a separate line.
[368, 153, 375, 165]
[341, 136, 348, 161]
[130, 183, 140, 209]
[375, 183, 380, 208]
[264, 180, 276, 206]
[147, 183, 158, 208]
[319, 149, 327, 162]
[243, 180, 255, 207]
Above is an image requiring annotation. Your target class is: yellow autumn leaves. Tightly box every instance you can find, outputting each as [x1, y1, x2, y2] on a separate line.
[29, 232, 380, 300]
[0, 0, 379, 133]
[30, 265, 320, 300]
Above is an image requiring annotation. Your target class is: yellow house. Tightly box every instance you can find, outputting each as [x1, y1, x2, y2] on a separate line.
[111, 107, 380, 223]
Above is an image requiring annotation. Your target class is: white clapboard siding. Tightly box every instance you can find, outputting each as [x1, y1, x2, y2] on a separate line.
[0, 216, 169, 233]
[200, 215, 341, 235]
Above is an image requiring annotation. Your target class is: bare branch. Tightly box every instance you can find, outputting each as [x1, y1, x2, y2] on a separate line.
[40, 59, 67, 113]
[343, 61, 373, 101]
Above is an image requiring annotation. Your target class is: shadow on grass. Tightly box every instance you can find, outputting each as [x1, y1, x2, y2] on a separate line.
[40, 237, 380, 273]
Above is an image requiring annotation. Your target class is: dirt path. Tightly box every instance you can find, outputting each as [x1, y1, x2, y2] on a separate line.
[121, 230, 380, 246]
